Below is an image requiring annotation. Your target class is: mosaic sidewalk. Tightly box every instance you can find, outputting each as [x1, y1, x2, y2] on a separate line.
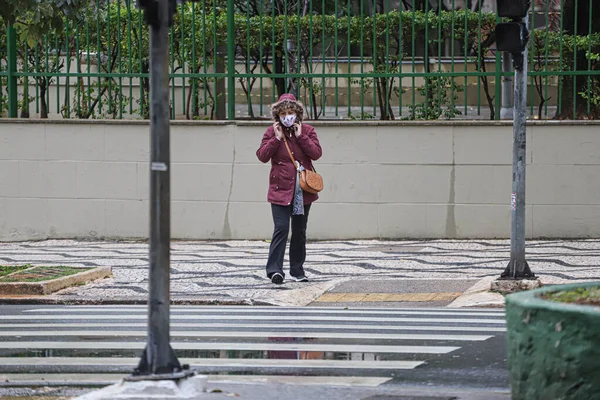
[0, 239, 599, 305]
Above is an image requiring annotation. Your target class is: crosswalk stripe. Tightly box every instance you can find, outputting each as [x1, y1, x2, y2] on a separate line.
[0, 357, 424, 370]
[0, 315, 505, 324]
[0, 330, 493, 341]
[0, 374, 395, 387]
[26, 305, 504, 313]
[0, 306, 505, 376]
[23, 307, 505, 317]
[0, 341, 460, 354]
[0, 323, 507, 332]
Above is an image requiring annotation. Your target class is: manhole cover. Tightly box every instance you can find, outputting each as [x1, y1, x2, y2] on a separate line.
[361, 396, 458, 400]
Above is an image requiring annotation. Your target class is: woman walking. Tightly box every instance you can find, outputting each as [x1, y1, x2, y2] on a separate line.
[256, 94, 323, 284]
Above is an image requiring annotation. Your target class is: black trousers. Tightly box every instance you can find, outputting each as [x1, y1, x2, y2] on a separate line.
[266, 203, 312, 279]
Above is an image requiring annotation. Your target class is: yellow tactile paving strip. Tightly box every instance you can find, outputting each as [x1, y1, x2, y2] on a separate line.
[314, 292, 463, 303]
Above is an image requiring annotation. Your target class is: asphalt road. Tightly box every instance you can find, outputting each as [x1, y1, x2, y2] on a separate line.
[0, 304, 509, 399]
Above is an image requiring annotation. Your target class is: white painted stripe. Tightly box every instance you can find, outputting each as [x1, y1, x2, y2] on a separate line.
[23, 308, 505, 317]
[0, 373, 394, 387]
[0, 330, 492, 341]
[0, 322, 507, 332]
[24, 305, 503, 313]
[0, 357, 423, 370]
[0, 341, 459, 354]
[0, 315, 505, 324]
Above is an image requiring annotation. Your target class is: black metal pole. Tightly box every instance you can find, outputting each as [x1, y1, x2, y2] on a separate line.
[130, 0, 188, 378]
[501, 14, 534, 280]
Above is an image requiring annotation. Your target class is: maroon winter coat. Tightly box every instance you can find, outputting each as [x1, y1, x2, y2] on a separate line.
[256, 123, 322, 206]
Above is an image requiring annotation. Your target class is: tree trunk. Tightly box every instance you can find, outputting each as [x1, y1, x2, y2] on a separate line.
[555, 0, 600, 119]
[40, 80, 48, 119]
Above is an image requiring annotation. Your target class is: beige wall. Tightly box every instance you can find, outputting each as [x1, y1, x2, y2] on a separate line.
[1, 119, 599, 241]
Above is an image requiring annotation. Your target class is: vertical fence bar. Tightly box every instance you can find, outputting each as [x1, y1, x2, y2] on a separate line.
[227, 0, 235, 119]
[424, 0, 430, 117]
[463, 3, 468, 116]
[117, 0, 123, 119]
[97, 0, 103, 115]
[295, 0, 300, 101]
[55, 35, 60, 115]
[169, 20, 175, 119]
[360, 0, 364, 118]
[411, 0, 416, 116]
[335, 0, 339, 117]
[557, 0, 564, 116]
[271, 0, 276, 103]
[450, 0, 456, 115]
[201, 1, 207, 115]
[35, 45, 40, 114]
[283, 0, 288, 94]
[138, 2, 144, 118]
[347, 0, 351, 117]
[399, 2, 403, 117]
[107, 4, 112, 116]
[476, 0, 482, 115]
[181, 4, 186, 119]
[213, 0, 222, 119]
[128, 0, 133, 116]
[7, 25, 17, 118]
[308, 0, 314, 117]
[75, 23, 81, 118]
[437, 0, 442, 114]
[372, 0, 377, 117]
[572, 0, 578, 117]
[258, 0, 263, 116]
[23, 42, 30, 117]
[85, 9, 91, 116]
[247, 0, 252, 115]
[45, 35, 50, 116]
[321, 0, 326, 117]
[191, 2, 197, 117]
[586, 0, 593, 115]
[384, 0, 389, 120]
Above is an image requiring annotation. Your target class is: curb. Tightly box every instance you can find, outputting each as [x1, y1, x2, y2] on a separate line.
[0, 266, 112, 296]
[0, 296, 275, 306]
[446, 276, 505, 308]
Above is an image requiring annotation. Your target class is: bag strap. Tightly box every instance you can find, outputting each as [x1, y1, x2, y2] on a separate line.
[282, 134, 297, 166]
[283, 132, 318, 173]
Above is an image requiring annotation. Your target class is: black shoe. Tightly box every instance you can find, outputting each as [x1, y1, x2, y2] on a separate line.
[271, 273, 284, 285]
[293, 275, 309, 282]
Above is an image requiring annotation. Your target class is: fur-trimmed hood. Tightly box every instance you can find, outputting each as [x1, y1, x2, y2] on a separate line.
[271, 93, 305, 123]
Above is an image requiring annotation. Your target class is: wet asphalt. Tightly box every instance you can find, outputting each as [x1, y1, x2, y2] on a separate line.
[0, 304, 508, 398]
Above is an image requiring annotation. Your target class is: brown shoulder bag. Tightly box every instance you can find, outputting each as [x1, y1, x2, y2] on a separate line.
[283, 135, 323, 194]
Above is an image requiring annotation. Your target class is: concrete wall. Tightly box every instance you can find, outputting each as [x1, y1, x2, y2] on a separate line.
[1, 119, 599, 241]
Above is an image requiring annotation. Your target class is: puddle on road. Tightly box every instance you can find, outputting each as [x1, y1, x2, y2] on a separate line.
[1, 347, 418, 363]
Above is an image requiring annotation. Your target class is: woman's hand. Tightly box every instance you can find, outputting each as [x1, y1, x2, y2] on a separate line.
[273, 123, 284, 140]
[294, 121, 303, 137]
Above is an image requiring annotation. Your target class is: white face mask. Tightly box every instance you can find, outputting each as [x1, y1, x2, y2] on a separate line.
[280, 114, 296, 127]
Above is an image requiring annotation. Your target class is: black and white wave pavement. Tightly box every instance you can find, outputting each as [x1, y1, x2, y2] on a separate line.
[0, 239, 598, 301]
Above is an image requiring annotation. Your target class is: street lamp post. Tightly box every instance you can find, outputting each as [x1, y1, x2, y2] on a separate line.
[495, 0, 535, 280]
[129, 0, 191, 379]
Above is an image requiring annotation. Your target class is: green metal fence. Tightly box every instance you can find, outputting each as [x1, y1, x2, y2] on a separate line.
[0, 0, 598, 120]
